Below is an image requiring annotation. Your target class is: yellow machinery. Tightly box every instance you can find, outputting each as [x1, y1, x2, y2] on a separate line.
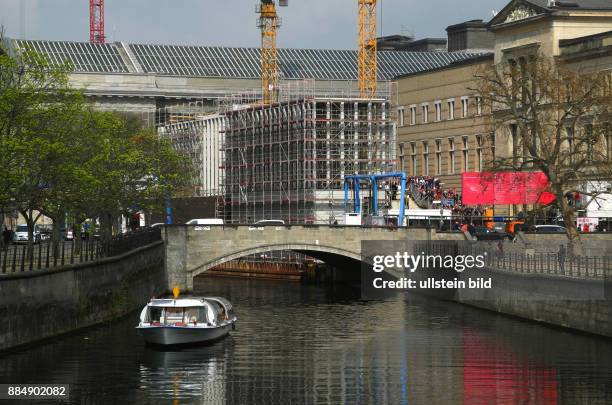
[257, 1, 287, 105]
[358, 0, 377, 99]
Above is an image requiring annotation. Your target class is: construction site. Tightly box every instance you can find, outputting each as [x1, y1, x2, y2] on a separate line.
[6, 0, 483, 225]
[156, 0, 398, 224]
[218, 86, 395, 224]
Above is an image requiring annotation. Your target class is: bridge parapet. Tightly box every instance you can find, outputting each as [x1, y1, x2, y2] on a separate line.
[163, 225, 464, 291]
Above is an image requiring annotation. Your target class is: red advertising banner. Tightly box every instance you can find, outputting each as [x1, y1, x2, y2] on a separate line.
[462, 172, 556, 205]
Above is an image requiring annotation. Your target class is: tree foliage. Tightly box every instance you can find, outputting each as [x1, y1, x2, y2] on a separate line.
[0, 36, 193, 247]
[473, 53, 612, 246]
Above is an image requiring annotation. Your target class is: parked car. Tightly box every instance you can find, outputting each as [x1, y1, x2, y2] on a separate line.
[471, 226, 514, 241]
[13, 224, 42, 244]
[186, 218, 224, 225]
[39, 228, 52, 241]
[61, 228, 74, 240]
[533, 225, 566, 233]
[150, 223, 165, 228]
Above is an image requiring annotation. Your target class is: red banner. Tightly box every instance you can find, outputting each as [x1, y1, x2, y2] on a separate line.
[462, 172, 556, 205]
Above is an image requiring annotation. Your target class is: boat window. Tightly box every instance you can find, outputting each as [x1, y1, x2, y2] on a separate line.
[185, 308, 208, 324]
[164, 307, 185, 325]
[148, 307, 163, 323]
[209, 301, 228, 322]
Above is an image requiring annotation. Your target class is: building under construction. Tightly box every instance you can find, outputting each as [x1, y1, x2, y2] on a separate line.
[156, 106, 225, 198]
[218, 85, 396, 224]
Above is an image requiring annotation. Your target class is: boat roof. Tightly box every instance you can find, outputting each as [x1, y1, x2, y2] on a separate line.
[147, 297, 233, 309]
[205, 297, 233, 311]
[148, 298, 207, 308]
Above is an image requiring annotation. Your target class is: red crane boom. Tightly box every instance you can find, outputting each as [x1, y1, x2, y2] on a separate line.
[90, 0, 105, 44]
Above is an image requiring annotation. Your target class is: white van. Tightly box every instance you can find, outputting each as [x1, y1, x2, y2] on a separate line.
[13, 224, 42, 244]
[253, 220, 285, 226]
[185, 218, 224, 225]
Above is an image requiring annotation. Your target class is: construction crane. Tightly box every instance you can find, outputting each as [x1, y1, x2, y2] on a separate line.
[90, 0, 105, 44]
[256, 0, 287, 105]
[358, 0, 377, 99]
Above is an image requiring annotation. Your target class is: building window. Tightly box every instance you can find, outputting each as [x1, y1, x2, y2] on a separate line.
[461, 97, 469, 118]
[447, 99, 455, 120]
[398, 107, 405, 127]
[489, 133, 496, 162]
[422, 141, 429, 176]
[448, 137, 455, 174]
[476, 135, 484, 171]
[410, 105, 416, 125]
[410, 142, 417, 175]
[462, 136, 469, 172]
[606, 131, 612, 160]
[434, 101, 442, 121]
[435, 139, 442, 175]
[399, 143, 405, 172]
[476, 96, 483, 115]
[422, 104, 429, 123]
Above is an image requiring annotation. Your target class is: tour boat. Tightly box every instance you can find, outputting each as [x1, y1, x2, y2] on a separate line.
[136, 296, 237, 346]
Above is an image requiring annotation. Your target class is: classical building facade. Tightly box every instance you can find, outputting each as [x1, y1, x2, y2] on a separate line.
[396, 0, 612, 215]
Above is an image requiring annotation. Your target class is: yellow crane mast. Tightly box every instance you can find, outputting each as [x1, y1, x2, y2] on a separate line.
[257, 0, 287, 105]
[358, 0, 378, 99]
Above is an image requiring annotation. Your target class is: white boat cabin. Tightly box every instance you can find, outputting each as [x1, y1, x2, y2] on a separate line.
[139, 297, 234, 328]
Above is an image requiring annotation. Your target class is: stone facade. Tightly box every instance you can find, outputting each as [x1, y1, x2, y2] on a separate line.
[395, 0, 612, 216]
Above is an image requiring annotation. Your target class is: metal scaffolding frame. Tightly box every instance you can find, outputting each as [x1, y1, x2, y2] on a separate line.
[219, 83, 396, 224]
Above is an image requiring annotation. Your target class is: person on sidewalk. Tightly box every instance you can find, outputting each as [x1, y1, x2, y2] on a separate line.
[2, 226, 12, 250]
[558, 244, 566, 272]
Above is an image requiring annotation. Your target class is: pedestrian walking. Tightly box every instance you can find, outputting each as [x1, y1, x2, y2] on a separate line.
[2, 226, 11, 250]
[497, 240, 504, 258]
[558, 244, 566, 273]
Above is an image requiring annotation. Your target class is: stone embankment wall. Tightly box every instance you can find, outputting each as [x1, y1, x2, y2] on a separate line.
[455, 267, 612, 338]
[0, 241, 166, 352]
[414, 236, 612, 338]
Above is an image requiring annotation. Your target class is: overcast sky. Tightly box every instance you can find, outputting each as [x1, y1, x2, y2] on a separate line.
[0, 0, 509, 49]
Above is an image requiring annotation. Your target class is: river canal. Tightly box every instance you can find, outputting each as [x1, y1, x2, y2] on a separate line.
[1, 277, 611, 404]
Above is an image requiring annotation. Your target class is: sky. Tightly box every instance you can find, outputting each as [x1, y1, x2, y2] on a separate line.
[0, 0, 510, 49]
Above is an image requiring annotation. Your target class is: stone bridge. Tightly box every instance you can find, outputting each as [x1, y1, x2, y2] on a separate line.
[163, 225, 463, 290]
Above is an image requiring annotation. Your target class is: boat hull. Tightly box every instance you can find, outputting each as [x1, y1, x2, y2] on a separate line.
[137, 323, 233, 346]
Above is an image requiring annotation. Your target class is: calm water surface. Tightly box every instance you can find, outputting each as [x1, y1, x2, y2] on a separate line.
[1, 277, 611, 404]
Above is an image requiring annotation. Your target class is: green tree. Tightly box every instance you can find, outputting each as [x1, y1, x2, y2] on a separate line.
[73, 111, 192, 245]
[1, 36, 193, 259]
[0, 34, 87, 254]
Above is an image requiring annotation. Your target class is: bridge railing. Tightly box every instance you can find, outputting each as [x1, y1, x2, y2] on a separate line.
[0, 228, 162, 275]
[457, 243, 611, 279]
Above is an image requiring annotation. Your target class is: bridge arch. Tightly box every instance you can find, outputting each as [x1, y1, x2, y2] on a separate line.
[190, 243, 363, 279]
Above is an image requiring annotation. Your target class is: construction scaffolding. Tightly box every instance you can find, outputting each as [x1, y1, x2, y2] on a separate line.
[155, 102, 225, 197]
[219, 82, 396, 224]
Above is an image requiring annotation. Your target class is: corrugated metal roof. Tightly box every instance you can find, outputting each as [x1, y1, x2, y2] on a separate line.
[13, 39, 481, 80]
[14, 39, 130, 73]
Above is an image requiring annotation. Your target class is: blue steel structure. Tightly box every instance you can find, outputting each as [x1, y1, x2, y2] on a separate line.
[344, 172, 407, 226]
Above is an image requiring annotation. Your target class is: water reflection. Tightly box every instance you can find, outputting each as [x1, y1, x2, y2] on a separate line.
[462, 329, 558, 404]
[0, 277, 610, 404]
[139, 343, 230, 404]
